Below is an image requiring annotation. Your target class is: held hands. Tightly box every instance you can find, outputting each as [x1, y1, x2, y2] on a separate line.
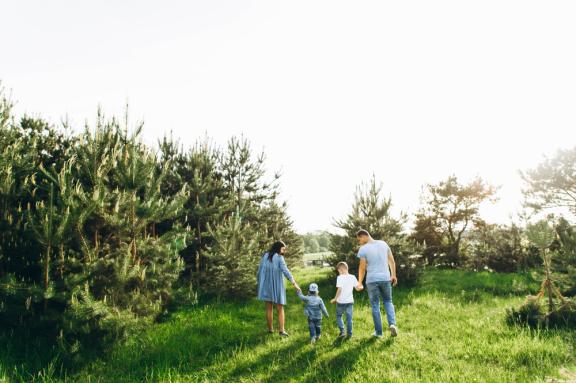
[330, 298, 336, 304]
[293, 282, 301, 293]
[355, 283, 364, 291]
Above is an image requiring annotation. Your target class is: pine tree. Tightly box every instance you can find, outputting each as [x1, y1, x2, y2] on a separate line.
[158, 135, 228, 289]
[555, 217, 576, 295]
[27, 160, 77, 305]
[260, 201, 303, 268]
[0, 85, 303, 349]
[203, 210, 265, 299]
[330, 177, 424, 286]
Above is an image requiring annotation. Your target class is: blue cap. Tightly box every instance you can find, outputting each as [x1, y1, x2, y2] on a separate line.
[308, 283, 319, 293]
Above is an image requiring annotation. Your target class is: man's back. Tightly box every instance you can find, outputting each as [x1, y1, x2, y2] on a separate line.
[357, 240, 391, 283]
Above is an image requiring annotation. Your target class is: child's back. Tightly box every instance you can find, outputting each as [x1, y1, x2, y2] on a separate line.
[297, 283, 329, 343]
[336, 273, 358, 304]
[332, 262, 358, 338]
[297, 292, 329, 319]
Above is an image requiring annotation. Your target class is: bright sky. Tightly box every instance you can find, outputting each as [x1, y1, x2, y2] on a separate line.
[2, 1, 576, 233]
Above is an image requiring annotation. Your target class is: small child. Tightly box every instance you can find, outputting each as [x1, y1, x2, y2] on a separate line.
[330, 261, 359, 338]
[297, 283, 329, 344]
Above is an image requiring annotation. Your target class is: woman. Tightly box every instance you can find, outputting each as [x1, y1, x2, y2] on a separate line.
[257, 240, 301, 336]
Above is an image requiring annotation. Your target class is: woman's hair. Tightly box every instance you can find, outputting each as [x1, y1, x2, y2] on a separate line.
[267, 241, 286, 262]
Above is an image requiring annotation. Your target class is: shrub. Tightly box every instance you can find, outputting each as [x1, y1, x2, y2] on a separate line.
[466, 222, 539, 273]
[0, 117, 189, 355]
[506, 296, 576, 329]
[506, 296, 545, 328]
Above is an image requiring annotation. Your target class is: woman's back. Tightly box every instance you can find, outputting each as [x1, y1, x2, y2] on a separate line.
[257, 252, 294, 305]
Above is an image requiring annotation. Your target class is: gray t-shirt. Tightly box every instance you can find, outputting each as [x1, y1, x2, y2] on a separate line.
[357, 240, 391, 283]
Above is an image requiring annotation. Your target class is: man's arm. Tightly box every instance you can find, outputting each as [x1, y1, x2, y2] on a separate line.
[388, 250, 397, 286]
[330, 287, 342, 304]
[353, 276, 362, 291]
[357, 258, 367, 290]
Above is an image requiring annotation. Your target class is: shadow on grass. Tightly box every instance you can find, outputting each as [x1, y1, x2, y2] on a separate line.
[80, 302, 272, 381]
[302, 337, 390, 383]
[0, 330, 64, 381]
[0, 301, 272, 381]
[0, 325, 115, 381]
[223, 333, 381, 383]
[225, 339, 308, 380]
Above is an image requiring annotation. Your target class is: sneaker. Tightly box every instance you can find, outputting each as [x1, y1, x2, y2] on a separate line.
[372, 332, 383, 338]
[347, 334, 353, 338]
[337, 333, 346, 339]
[279, 331, 290, 337]
[310, 338, 316, 345]
[267, 329, 274, 334]
[389, 325, 398, 337]
[316, 335, 321, 341]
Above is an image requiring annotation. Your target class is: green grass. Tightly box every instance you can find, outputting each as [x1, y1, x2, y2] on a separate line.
[303, 252, 333, 261]
[1, 269, 575, 382]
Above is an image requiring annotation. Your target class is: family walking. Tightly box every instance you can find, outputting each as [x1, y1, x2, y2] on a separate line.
[257, 229, 399, 344]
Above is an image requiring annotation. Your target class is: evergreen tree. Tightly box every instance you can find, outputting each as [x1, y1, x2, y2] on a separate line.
[0, 85, 303, 351]
[203, 210, 265, 299]
[260, 201, 303, 269]
[521, 147, 576, 216]
[200, 137, 302, 297]
[409, 213, 445, 266]
[553, 217, 576, 296]
[157, 134, 303, 298]
[158, 136, 227, 287]
[0, 110, 189, 352]
[465, 222, 537, 272]
[329, 177, 424, 286]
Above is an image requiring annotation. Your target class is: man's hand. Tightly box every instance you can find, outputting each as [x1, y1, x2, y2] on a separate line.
[391, 276, 398, 286]
[356, 283, 364, 291]
[330, 298, 336, 304]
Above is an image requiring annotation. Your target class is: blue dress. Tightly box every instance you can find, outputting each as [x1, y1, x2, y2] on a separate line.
[257, 252, 294, 305]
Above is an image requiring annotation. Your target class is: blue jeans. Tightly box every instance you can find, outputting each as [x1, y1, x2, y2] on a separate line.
[308, 318, 322, 339]
[367, 281, 396, 335]
[336, 303, 354, 336]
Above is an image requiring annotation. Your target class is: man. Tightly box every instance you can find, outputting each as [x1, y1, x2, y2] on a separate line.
[355, 229, 399, 338]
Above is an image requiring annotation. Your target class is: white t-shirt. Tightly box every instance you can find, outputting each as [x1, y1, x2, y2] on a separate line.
[336, 274, 358, 304]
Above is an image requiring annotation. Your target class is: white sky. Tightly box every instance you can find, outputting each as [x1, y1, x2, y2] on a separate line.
[2, 1, 576, 233]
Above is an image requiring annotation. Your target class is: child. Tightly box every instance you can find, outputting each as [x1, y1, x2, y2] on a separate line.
[330, 261, 359, 338]
[297, 283, 329, 344]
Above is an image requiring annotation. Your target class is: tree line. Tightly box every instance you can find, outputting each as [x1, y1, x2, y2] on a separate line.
[1, 83, 575, 350]
[328, 151, 576, 297]
[0, 89, 301, 354]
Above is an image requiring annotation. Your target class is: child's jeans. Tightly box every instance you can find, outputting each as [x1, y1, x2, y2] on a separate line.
[307, 318, 322, 339]
[336, 303, 354, 336]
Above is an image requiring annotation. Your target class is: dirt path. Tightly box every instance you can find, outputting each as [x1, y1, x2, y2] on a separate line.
[547, 368, 576, 383]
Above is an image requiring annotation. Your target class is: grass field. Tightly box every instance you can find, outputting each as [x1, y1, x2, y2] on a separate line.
[302, 252, 333, 261]
[1, 268, 575, 382]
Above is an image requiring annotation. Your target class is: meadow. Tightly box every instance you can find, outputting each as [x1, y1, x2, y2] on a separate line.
[1, 268, 574, 383]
